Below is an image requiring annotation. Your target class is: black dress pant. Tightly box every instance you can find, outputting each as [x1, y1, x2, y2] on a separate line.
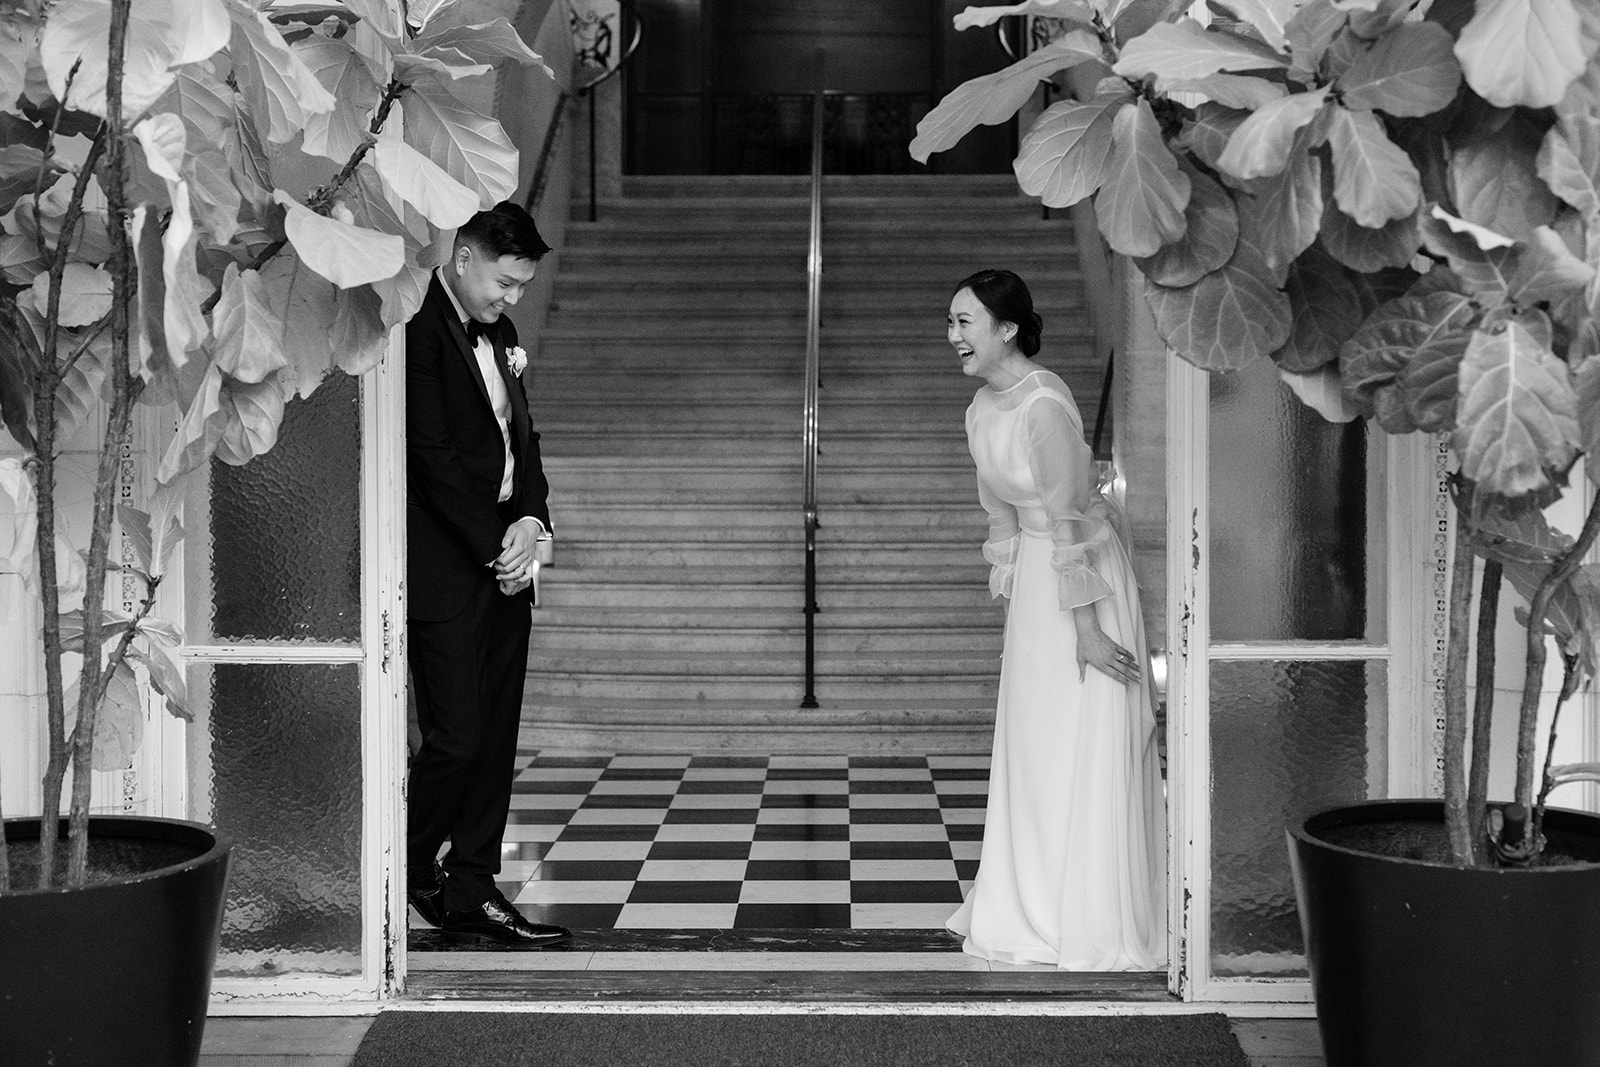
[406, 572, 532, 912]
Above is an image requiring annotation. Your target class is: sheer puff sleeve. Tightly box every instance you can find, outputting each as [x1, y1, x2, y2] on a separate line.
[1024, 393, 1114, 610]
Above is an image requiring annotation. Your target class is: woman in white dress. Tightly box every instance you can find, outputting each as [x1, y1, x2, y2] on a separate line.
[943, 269, 1166, 971]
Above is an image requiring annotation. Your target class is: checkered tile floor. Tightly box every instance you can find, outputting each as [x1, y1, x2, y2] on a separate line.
[477, 752, 988, 932]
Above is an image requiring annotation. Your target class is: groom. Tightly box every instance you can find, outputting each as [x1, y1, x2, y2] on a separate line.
[404, 202, 568, 947]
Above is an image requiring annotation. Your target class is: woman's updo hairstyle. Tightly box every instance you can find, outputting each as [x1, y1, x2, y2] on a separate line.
[955, 268, 1043, 357]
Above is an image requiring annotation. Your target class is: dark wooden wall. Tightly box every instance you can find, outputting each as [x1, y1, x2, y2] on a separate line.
[626, 0, 1015, 174]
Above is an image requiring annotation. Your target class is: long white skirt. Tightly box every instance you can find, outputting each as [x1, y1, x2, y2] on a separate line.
[946, 525, 1167, 970]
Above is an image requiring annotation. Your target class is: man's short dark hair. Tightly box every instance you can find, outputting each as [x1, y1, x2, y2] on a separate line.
[456, 201, 551, 262]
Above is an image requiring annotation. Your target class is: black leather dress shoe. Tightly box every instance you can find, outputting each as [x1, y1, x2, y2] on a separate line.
[407, 862, 446, 928]
[440, 895, 571, 948]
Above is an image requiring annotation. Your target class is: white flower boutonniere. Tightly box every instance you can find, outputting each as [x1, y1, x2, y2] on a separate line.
[505, 345, 528, 376]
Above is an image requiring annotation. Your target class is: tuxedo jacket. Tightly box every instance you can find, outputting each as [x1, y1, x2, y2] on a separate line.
[406, 275, 551, 622]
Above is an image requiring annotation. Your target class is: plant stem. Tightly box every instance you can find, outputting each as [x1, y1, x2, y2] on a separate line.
[33, 122, 107, 887]
[1514, 490, 1600, 830]
[1533, 655, 1579, 856]
[1467, 558, 1501, 864]
[64, 0, 138, 887]
[1443, 508, 1476, 865]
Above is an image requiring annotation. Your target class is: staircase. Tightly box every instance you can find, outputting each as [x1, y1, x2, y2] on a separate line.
[526, 174, 1096, 753]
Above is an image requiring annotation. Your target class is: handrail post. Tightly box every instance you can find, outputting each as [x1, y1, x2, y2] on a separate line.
[801, 48, 824, 709]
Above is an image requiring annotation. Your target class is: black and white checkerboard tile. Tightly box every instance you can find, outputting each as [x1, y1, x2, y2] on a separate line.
[482, 752, 989, 932]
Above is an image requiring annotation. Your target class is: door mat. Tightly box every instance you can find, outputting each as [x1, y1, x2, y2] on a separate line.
[351, 1010, 1250, 1066]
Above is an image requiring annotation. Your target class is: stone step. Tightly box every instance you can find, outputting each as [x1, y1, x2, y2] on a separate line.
[537, 574, 991, 610]
[524, 665, 999, 703]
[532, 622, 1000, 656]
[532, 603, 995, 630]
[543, 502, 981, 533]
[617, 174, 1024, 198]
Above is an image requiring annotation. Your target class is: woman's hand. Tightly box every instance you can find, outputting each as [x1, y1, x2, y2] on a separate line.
[1073, 611, 1140, 686]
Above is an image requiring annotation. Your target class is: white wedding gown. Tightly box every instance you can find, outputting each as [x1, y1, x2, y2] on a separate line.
[946, 368, 1167, 971]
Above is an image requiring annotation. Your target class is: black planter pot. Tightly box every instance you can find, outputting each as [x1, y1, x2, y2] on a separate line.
[1288, 799, 1600, 1067]
[0, 816, 233, 1067]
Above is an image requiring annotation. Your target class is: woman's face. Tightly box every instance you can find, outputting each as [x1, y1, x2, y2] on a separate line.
[947, 286, 1013, 380]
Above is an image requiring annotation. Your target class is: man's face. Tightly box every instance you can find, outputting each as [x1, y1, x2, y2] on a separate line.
[452, 243, 538, 323]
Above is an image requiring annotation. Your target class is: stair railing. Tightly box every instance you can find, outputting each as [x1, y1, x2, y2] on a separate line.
[524, 0, 642, 221]
[801, 48, 824, 709]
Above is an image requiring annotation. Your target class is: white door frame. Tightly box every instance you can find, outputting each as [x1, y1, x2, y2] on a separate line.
[1165, 352, 1436, 1003]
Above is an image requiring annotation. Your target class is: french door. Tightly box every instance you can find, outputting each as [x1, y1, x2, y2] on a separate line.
[1166, 352, 1437, 1001]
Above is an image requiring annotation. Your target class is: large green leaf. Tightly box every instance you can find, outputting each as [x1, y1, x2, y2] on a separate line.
[1285, 0, 1348, 77]
[274, 191, 405, 288]
[1576, 354, 1600, 488]
[1216, 86, 1329, 180]
[951, 1, 1093, 31]
[76, 663, 142, 772]
[1453, 317, 1580, 498]
[910, 32, 1105, 163]
[1455, 0, 1589, 109]
[157, 361, 227, 483]
[1134, 157, 1238, 288]
[1276, 244, 1363, 372]
[1113, 19, 1287, 83]
[1163, 74, 1287, 110]
[1419, 208, 1518, 301]
[130, 623, 190, 720]
[1095, 98, 1190, 258]
[131, 205, 178, 403]
[412, 10, 552, 77]
[331, 284, 389, 376]
[299, 36, 382, 164]
[373, 138, 480, 229]
[1450, 114, 1560, 241]
[0, 144, 58, 219]
[214, 376, 285, 466]
[1281, 363, 1359, 422]
[226, 0, 337, 145]
[39, 0, 178, 119]
[1319, 200, 1422, 272]
[1503, 226, 1594, 307]
[1213, 0, 1301, 53]
[1326, 107, 1420, 227]
[1177, 104, 1248, 177]
[51, 327, 110, 449]
[1235, 129, 1322, 278]
[1538, 115, 1600, 219]
[1337, 21, 1461, 117]
[1012, 94, 1122, 210]
[0, 11, 32, 111]
[257, 250, 339, 399]
[28, 262, 110, 327]
[402, 80, 520, 207]
[211, 263, 292, 384]
[1144, 234, 1292, 371]
[0, 308, 36, 452]
[1340, 290, 1476, 432]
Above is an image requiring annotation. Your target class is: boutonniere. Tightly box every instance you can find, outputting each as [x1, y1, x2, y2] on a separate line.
[505, 345, 527, 376]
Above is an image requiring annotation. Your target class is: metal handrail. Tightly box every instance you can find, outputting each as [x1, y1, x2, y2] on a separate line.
[801, 48, 824, 709]
[523, 0, 643, 221]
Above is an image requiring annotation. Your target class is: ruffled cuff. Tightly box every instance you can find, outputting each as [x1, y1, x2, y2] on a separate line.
[983, 535, 1019, 600]
[1053, 545, 1113, 609]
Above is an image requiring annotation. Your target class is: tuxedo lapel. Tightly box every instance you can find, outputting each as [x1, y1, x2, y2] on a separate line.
[427, 275, 494, 412]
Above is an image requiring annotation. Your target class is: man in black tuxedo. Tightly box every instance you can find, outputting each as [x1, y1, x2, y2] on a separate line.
[405, 202, 568, 947]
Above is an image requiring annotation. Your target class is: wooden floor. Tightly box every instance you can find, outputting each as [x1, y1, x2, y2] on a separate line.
[197, 1013, 1324, 1065]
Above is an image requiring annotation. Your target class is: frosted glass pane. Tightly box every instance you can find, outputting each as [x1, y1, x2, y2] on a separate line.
[1210, 659, 1383, 977]
[192, 663, 362, 977]
[196, 372, 361, 643]
[1208, 361, 1380, 643]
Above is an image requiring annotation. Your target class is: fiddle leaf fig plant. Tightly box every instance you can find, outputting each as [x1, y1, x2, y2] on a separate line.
[915, 0, 1600, 866]
[0, 0, 549, 891]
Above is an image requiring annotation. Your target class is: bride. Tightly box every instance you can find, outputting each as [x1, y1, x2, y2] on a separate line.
[943, 269, 1166, 971]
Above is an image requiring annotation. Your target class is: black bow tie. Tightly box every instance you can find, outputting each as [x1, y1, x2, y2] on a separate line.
[465, 318, 492, 344]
